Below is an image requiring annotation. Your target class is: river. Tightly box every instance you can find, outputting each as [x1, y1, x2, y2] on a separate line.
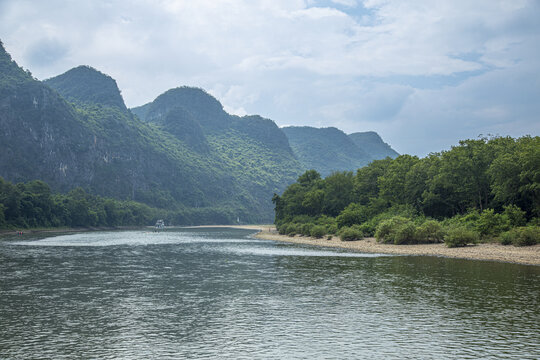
[1, 228, 539, 359]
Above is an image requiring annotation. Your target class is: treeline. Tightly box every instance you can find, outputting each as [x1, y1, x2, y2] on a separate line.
[273, 136, 539, 247]
[0, 177, 243, 229]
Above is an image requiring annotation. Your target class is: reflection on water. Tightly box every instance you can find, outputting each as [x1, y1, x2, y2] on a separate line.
[1, 228, 539, 359]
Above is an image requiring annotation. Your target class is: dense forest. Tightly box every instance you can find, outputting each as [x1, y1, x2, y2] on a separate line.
[0, 177, 253, 229]
[273, 136, 539, 247]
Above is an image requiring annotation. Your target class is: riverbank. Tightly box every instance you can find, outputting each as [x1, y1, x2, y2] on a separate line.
[0, 226, 144, 240]
[253, 230, 540, 266]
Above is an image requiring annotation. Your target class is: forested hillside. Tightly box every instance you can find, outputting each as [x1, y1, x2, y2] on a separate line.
[283, 126, 398, 176]
[273, 136, 539, 247]
[348, 131, 399, 160]
[0, 41, 302, 224]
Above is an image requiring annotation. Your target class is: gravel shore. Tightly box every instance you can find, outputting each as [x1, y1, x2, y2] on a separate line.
[252, 230, 540, 266]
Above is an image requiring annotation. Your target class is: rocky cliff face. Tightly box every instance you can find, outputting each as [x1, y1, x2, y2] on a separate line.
[1, 40, 400, 223]
[0, 43, 303, 222]
[0, 44, 95, 191]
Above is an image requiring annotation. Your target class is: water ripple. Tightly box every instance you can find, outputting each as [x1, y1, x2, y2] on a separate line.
[1, 228, 539, 359]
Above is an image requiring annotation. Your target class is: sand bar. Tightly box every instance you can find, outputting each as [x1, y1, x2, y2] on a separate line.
[199, 225, 540, 266]
[252, 230, 540, 266]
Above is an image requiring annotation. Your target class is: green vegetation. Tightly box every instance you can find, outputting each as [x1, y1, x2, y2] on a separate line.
[273, 136, 539, 247]
[1, 42, 304, 224]
[0, 177, 265, 229]
[0, 177, 159, 229]
[282, 126, 398, 177]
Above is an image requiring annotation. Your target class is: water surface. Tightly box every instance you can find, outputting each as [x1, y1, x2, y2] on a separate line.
[1, 228, 539, 359]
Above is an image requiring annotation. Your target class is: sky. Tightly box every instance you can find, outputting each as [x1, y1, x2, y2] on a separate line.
[0, 0, 539, 156]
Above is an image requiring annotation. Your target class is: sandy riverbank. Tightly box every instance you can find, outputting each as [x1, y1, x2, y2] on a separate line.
[253, 230, 540, 266]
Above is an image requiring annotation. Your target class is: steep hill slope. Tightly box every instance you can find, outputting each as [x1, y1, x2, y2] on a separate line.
[0, 41, 98, 191]
[282, 126, 399, 176]
[282, 126, 372, 177]
[348, 131, 399, 160]
[132, 88, 303, 217]
[0, 42, 302, 223]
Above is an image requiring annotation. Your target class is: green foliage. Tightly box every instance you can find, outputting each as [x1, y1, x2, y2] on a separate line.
[476, 209, 510, 238]
[503, 205, 527, 227]
[444, 226, 479, 248]
[415, 220, 445, 244]
[500, 226, 540, 246]
[336, 203, 369, 228]
[310, 225, 326, 238]
[285, 223, 300, 236]
[300, 223, 314, 236]
[476, 209, 510, 237]
[2, 48, 304, 225]
[275, 135, 538, 247]
[282, 126, 373, 178]
[375, 216, 411, 244]
[393, 222, 417, 245]
[339, 226, 364, 241]
[0, 178, 160, 229]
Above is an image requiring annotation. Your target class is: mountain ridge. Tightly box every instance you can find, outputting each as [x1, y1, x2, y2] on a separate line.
[282, 126, 398, 177]
[0, 40, 399, 223]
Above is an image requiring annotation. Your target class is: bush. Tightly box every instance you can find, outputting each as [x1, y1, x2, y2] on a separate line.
[476, 209, 510, 238]
[315, 215, 338, 234]
[500, 226, 540, 246]
[285, 223, 299, 236]
[357, 222, 377, 237]
[310, 225, 326, 238]
[393, 222, 417, 245]
[513, 227, 540, 246]
[416, 220, 445, 243]
[336, 203, 369, 228]
[503, 205, 526, 227]
[300, 223, 314, 236]
[444, 226, 479, 248]
[339, 226, 364, 241]
[499, 231, 514, 245]
[375, 216, 410, 244]
[277, 222, 289, 235]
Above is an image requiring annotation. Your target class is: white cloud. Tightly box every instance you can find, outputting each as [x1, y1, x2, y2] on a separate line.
[0, 0, 538, 155]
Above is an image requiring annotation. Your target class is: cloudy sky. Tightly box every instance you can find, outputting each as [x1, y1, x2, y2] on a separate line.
[0, 0, 539, 155]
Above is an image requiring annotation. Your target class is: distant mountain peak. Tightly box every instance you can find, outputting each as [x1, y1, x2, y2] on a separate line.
[132, 86, 230, 132]
[282, 126, 371, 177]
[0, 39, 34, 85]
[44, 65, 127, 110]
[348, 131, 399, 159]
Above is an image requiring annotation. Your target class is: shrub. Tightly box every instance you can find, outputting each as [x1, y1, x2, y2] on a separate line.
[300, 223, 314, 236]
[476, 209, 510, 238]
[310, 225, 326, 238]
[336, 203, 369, 228]
[277, 222, 289, 235]
[375, 216, 410, 244]
[444, 226, 479, 248]
[393, 222, 417, 245]
[416, 220, 445, 243]
[326, 235, 333, 240]
[315, 215, 338, 234]
[339, 226, 364, 241]
[499, 231, 514, 245]
[357, 222, 377, 237]
[503, 205, 526, 227]
[501, 226, 540, 246]
[285, 223, 299, 236]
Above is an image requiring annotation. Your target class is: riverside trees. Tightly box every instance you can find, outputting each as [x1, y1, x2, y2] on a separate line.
[273, 136, 539, 246]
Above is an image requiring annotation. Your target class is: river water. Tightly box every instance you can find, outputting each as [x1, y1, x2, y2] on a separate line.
[1, 228, 539, 359]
